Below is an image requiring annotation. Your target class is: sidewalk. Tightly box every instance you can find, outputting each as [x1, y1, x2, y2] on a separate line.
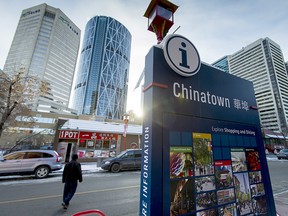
[55, 162, 102, 174]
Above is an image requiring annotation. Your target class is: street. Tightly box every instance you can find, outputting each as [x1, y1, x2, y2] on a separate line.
[267, 158, 288, 215]
[0, 159, 287, 216]
[0, 171, 140, 216]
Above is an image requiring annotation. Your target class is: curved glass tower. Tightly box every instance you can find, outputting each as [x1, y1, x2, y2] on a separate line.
[70, 16, 131, 120]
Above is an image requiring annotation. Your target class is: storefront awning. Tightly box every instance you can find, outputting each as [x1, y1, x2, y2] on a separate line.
[59, 118, 142, 135]
[263, 129, 288, 139]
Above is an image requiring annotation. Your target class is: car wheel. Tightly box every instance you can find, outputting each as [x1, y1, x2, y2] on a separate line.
[35, 166, 50, 178]
[111, 163, 121, 173]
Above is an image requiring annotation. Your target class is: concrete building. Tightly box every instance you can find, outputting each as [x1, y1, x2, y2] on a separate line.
[3, 4, 80, 114]
[212, 38, 288, 134]
[70, 16, 131, 120]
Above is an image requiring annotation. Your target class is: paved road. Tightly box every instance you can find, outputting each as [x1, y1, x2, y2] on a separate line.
[0, 171, 140, 216]
[267, 159, 288, 216]
[0, 159, 287, 215]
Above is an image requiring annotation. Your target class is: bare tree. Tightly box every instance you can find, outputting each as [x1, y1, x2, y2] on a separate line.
[0, 67, 48, 140]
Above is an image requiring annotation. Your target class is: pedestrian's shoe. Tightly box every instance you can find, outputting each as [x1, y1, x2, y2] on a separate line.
[62, 203, 68, 209]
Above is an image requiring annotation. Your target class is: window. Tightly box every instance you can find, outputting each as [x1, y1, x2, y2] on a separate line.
[87, 141, 95, 149]
[4, 152, 25, 160]
[43, 153, 53, 158]
[135, 152, 142, 158]
[122, 151, 134, 159]
[103, 140, 110, 149]
[26, 152, 42, 159]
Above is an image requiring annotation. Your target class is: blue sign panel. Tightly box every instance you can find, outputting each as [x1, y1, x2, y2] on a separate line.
[139, 35, 276, 216]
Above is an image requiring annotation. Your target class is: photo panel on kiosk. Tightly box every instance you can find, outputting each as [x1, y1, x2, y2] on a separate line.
[139, 34, 276, 216]
[162, 114, 266, 215]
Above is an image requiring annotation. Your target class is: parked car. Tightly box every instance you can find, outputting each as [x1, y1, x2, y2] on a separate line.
[274, 145, 285, 155]
[0, 150, 63, 178]
[277, 149, 288, 160]
[101, 149, 142, 173]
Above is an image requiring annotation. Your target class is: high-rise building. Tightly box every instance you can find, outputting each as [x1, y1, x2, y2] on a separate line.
[211, 56, 230, 73]
[212, 38, 288, 133]
[70, 16, 131, 120]
[3, 4, 80, 114]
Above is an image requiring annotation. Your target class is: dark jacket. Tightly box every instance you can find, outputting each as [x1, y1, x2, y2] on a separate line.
[62, 160, 83, 183]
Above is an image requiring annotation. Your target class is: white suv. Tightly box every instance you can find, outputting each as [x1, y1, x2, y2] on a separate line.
[0, 150, 63, 178]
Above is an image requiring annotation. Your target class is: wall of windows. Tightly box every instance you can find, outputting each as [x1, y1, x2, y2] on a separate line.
[78, 139, 117, 158]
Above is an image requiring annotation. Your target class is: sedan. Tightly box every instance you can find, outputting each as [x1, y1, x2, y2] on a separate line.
[101, 149, 142, 173]
[277, 149, 288, 160]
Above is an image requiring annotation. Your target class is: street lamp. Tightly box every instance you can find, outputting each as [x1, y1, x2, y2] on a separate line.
[144, 0, 178, 44]
[123, 113, 130, 150]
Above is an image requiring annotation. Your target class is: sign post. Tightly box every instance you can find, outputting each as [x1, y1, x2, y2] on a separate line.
[139, 34, 276, 215]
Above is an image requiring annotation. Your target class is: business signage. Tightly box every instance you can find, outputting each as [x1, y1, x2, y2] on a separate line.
[79, 132, 118, 140]
[139, 35, 276, 215]
[59, 130, 79, 139]
[22, 9, 40, 17]
[59, 130, 118, 140]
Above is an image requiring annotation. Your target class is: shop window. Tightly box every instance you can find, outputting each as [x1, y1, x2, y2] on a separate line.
[110, 140, 117, 149]
[77, 138, 118, 159]
[79, 140, 86, 149]
[87, 140, 95, 149]
[95, 140, 102, 149]
[103, 140, 110, 149]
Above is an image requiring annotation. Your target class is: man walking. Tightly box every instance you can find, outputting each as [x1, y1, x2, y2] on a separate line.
[62, 153, 83, 209]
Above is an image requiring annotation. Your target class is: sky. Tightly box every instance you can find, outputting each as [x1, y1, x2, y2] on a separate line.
[0, 0, 288, 115]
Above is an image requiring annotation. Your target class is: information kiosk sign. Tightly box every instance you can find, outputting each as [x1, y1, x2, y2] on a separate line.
[139, 34, 276, 216]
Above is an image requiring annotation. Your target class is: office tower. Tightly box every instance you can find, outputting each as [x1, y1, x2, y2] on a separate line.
[70, 16, 132, 120]
[3, 4, 80, 114]
[212, 38, 288, 133]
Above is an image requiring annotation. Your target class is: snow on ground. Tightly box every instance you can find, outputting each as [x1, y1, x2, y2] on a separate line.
[56, 162, 103, 173]
[265, 154, 287, 161]
[0, 163, 104, 185]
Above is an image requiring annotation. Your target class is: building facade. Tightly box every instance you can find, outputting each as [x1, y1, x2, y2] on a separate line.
[70, 16, 131, 120]
[55, 118, 142, 162]
[3, 4, 80, 114]
[212, 38, 288, 133]
[211, 56, 230, 73]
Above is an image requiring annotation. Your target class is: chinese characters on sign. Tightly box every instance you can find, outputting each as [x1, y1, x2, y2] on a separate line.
[233, 99, 249, 111]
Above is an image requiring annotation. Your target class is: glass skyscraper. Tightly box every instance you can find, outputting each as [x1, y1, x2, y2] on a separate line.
[70, 16, 131, 120]
[211, 56, 230, 73]
[3, 4, 80, 114]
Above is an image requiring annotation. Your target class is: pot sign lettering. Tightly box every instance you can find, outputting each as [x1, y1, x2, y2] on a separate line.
[59, 130, 79, 139]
